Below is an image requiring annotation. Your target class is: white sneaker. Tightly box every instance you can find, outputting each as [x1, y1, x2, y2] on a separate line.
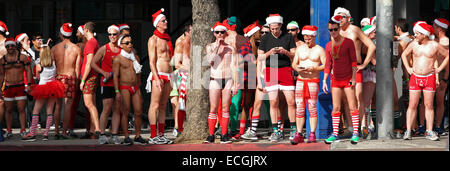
[110, 135, 121, 144]
[99, 135, 109, 144]
[425, 130, 440, 141]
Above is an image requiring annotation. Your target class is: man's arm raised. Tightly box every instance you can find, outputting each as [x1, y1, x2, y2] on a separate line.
[356, 27, 376, 71]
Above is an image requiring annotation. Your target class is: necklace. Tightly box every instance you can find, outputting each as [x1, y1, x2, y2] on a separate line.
[332, 38, 344, 60]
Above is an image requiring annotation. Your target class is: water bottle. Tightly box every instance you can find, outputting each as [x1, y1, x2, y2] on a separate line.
[103, 72, 113, 83]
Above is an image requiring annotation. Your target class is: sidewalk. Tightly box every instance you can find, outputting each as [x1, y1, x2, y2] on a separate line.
[0, 128, 448, 151]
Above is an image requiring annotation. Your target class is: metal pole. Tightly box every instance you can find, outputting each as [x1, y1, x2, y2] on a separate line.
[376, 0, 394, 139]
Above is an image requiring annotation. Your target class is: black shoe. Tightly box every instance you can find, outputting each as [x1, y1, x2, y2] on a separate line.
[80, 132, 94, 139]
[67, 129, 78, 138]
[220, 134, 232, 144]
[203, 135, 215, 144]
[122, 136, 134, 145]
[134, 136, 148, 145]
[94, 131, 101, 139]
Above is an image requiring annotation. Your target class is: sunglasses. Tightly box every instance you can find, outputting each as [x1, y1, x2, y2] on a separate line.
[6, 45, 15, 48]
[214, 31, 226, 34]
[108, 33, 119, 36]
[287, 28, 298, 32]
[121, 41, 132, 45]
[328, 28, 339, 32]
[261, 31, 270, 35]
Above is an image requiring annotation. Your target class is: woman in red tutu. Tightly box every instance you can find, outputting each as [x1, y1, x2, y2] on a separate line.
[22, 45, 65, 141]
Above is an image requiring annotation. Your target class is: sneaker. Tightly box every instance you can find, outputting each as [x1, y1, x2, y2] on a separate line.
[324, 134, 339, 144]
[241, 128, 258, 140]
[20, 131, 28, 138]
[220, 134, 232, 144]
[21, 134, 36, 142]
[110, 135, 121, 144]
[80, 132, 94, 139]
[403, 130, 412, 140]
[172, 128, 179, 137]
[42, 136, 49, 141]
[435, 127, 448, 136]
[203, 135, 215, 144]
[3, 132, 13, 139]
[67, 129, 78, 138]
[307, 132, 316, 143]
[350, 133, 360, 144]
[231, 134, 241, 141]
[158, 135, 174, 144]
[268, 132, 282, 143]
[290, 132, 304, 145]
[134, 136, 148, 145]
[99, 135, 109, 144]
[94, 131, 101, 139]
[122, 136, 134, 145]
[425, 130, 439, 141]
[289, 130, 296, 140]
[361, 126, 369, 139]
[418, 125, 425, 136]
[50, 124, 55, 131]
[148, 137, 160, 144]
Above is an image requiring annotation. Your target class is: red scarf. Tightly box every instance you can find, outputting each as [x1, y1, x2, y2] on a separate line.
[154, 29, 174, 57]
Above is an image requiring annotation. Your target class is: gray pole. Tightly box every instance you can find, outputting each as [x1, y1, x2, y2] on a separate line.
[376, 0, 394, 139]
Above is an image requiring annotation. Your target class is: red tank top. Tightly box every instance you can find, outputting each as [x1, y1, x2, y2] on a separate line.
[101, 43, 121, 87]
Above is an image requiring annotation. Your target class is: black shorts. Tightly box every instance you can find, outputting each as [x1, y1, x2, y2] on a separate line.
[101, 86, 116, 99]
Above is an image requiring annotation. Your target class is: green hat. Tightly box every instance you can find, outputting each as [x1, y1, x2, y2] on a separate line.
[287, 21, 299, 28]
[227, 16, 241, 30]
[362, 25, 375, 35]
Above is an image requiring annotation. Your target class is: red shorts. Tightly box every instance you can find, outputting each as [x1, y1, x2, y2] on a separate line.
[356, 70, 363, 83]
[82, 75, 98, 94]
[152, 72, 171, 83]
[56, 74, 76, 98]
[120, 85, 139, 95]
[409, 73, 436, 92]
[331, 78, 352, 89]
[3, 84, 27, 101]
[264, 67, 295, 92]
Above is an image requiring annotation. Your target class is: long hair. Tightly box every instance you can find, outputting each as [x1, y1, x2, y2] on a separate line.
[39, 46, 52, 68]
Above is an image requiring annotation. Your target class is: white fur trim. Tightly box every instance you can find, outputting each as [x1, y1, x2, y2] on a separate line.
[244, 26, 260, 37]
[302, 30, 316, 36]
[153, 14, 165, 27]
[212, 25, 227, 32]
[119, 25, 130, 30]
[266, 16, 283, 25]
[434, 19, 448, 29]
[287, 23, 299, 28]
[78, 26, 84, 35]
[363, 26, 376, 35]
[108, 25, 120, 32]
[60, 26, 72, 37]
[5, 40, 15, 46]
[16, 33, 27, 43]
[360, 18, 370, 26]
[414, 25, 431, 37]
[334, 7, 351, 17]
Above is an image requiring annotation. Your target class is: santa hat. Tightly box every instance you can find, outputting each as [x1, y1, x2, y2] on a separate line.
[60, 23, 73, 37]
[266, 14, 283, 25]
[108, 24, 120, 32]
[331, 15, 343, 23]
[119, 24, 130, 31]
[15, 33, 28, 43]
[362, 25, 376, 35]
[360, 18, 370, 26]
[78, 25, 85, 35]
[5, 37, 15, 46]
[334, 7, 351, 17]
[152, 8, 165, 28]
[413, 21, 427, 33]
[434, 18, 449, 29]
[243, 21, 261, 37]
[0, 21, 9, 36]
[211, 21, 228, 32]
[370, 16, 377, 25]
[301, 25, 318, 36]
[415, 22, 434, 39]
[287, 21, 299, 29]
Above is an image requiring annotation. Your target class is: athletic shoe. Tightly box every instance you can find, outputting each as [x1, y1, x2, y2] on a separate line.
[172, 128, 179, 137]
[80, 132, 94, 139]
[425, 130, 439, 141]
[94, 131, 101, 139]
[350, 133, 360, 144]
[110, 135, 121, 144]
[241, 128, 258, 140]
[134, 136, 148, 145]
[268, 132, 282, 143]
[50, 124, 55, 131]
[67, 129, 78, 138]
[361, 126, 369, 139]
[20, 131, 28, 138]
[289, 130, 296, 140]
[158, 135, 174, 144]
[42, 136, 49, 141]
[122, 136, 133, 145]
[220, 134, 232, 144]
[203, 135, 215, 144]
[99, 135, 109, 144]
[3, 132, 13, 139]
[324, 134, 339, 144]
[21, 134, 36, 142]
[418, 125, 425, 136]
[148, 137, 160, 144]
[290, 132, 304, 145]
[403, 130, 412, 140]
[307, 132, 316, 143]
[435, 127, 448, 136]
[231, 134, 241, 141]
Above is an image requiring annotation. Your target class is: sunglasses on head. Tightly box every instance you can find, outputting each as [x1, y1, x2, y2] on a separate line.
[287, 28, 298, 32]
[121, 41, 132, 45]
[108, 33, 119, 36]
[214, 31, 225, 34]
[328, 28, 339, 32]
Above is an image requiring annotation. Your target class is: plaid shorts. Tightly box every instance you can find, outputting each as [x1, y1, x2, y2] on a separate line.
[56, 74, 76, 98]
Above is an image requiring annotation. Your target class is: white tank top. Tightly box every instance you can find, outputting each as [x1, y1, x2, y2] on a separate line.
[37, 59, 56, 85]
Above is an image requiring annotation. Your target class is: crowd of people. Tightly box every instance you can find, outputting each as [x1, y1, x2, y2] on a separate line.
[0, 7, 448, 145]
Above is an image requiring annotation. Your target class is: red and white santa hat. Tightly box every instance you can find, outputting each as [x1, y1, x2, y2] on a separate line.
[413, 21, 427, 33]
[15, 33, 28, 43]
[152, 8, 165, 28]
[5, 37, 15, 46]
[331, 15, 343, 23]
[211, 21, 228, 32]
[119, 24, 130, 31]
[360, 18, 370, 26]
[334, 7, 351, 17]
[60, 23, 73, 37]
[243, 21, 261, 37]
[414, 22, 434, 39]
[266, 14, 283, 25]
[0, 21, 9, 36]
[370, 16, 377, 25]
[78, 25, 85, 35]
[108, 24, 120, 32]
[302, 25, 318, 36]
[434, 18, 449, 29]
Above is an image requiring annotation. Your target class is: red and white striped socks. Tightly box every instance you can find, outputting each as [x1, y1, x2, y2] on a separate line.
[30, 114, 39, 136]
[44, 114, 53, 137]
[331, 112, 341, 136]
[251, 115, 260, 134]
[351, 110, 360, 135]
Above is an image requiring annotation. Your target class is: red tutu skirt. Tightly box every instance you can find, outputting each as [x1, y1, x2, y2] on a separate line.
[31, 80, 65, 99]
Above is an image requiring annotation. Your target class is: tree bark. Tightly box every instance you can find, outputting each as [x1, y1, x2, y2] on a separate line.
[175, 0, 220, 143]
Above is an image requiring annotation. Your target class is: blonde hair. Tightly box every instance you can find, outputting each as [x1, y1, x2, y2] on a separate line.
[39, 46, 52, 68]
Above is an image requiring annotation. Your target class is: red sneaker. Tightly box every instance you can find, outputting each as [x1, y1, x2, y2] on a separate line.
[307, 132, 316, 143]
[290, 132, 304, 145]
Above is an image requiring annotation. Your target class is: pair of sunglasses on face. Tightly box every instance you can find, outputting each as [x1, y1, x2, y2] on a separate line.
[121, 41, 132, 45]
[214, 31, 226, 34]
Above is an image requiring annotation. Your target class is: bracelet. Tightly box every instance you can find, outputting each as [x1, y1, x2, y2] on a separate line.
[323, 80, 327, 83]
[115, 89, 120, 93]
[81, 80, 85, 83]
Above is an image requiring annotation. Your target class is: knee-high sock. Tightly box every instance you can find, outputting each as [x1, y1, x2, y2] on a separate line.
[44, 114, 53, 136]
[251, 114, 260, 133]
[351, 110, 360, 135]
[30, 114, 39, 136]
[177, 110, 186, 133]
[332, 112, 341, 136]
[208, 113, 217, 135]
[178, 72, 188, 133]
[221, 111, 230, 135]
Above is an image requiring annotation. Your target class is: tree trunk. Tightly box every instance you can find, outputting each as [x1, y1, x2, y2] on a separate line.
[175, 0, 220, 143]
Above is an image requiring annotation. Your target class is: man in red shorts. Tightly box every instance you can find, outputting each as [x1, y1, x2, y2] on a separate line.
[402, 22, 449, 141]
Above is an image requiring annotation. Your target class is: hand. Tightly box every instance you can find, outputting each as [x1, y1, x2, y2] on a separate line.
[436, 78, 440, 88]
[304, 66, 315, 72]
[154, 79, 163, 92]
[80, 82, 85, 91]
[357, 64, 366, 72]
[115, 92, 121, 103]
[103, 72, 112, 80]
[406, 67, 414, 75]
[350, 78, 356, 88]
[277, 47, 287, 55]
[322, 83, 328, 94]
[257, 82, 264, 92]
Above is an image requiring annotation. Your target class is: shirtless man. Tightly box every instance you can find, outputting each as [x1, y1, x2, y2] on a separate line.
[90, 25, 123, 144]
[147, 8, 174, 144]
[79, 21, 101, 138]
[0, 37, 32, 138]
[334, 7, 376, 131]
[204, 21, 238, 144]
[0, 21, 9, 140]
[291, 25, 326, 144]
[51, 23, 82, 139]
[114, 35, 144, 145]
[287, 21, 305, 47]
[432, 18, 449, 136]
[402, 22, 449, 141]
